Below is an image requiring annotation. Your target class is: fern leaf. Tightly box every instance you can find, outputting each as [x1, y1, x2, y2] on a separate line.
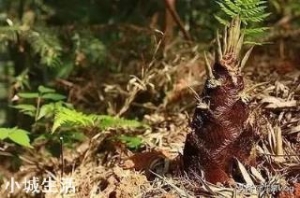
[52, 107, 96, 133]
[217, 2, 238, 18]
[52, 107, 145, 133]
[26, 29, 62, 67]
[214, 15, 229, 26]
[217, 0, 269, 25]
[117, 135, 143, 149]
[243, 27, 270, 35]
[216, 0, 270, 46]
[224, 0, 240, 13]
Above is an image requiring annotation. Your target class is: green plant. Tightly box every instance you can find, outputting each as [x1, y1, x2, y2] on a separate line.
[0, 128, 31, 147]
[0, 85, 67, 148]
[14, 85, 67, 121]
[4, 84, 146, 149]
[26, 28, 63, 67]
[117, 135, 143, 150]
[215, 0, 270, 45]
[0, 1, 108, 100]
[52, 106, 144, 132]
[72, 33, 106, 65]
[52, 106, 146, 148]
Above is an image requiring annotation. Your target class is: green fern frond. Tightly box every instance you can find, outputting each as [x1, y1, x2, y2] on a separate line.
[117, 135, 143, 149]
[26, 29, 62, 67]
[52, 107, 145, 133]
[72, 33, 106, 64]
[216, 0, 269, 26]
[243, 27, 270, 35]
[52, 107, 96, 133]
[214, 15, 230, 26]
[217, 2, 238, 18]
[0, 24, 62, 67]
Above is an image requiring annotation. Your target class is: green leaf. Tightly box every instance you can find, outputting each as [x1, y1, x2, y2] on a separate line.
[38, 85, 56, 94]
[41, 93, 66, 101]
[8, 129, 32, 148]
[0, 128, 32, 148]
[51, 107, 146, 133]
[217, 0, 270, 27]
[13, 104, 36, 117]
[18, 92, 39, 99]
[217, 1, 238, 17]
[52, 107, 96, 133]
[118, 135, 143, 149]
[0, 128, 10, 140]
[214, 15, 229, 26]
[243, 27, 270, 35]
[27, 29, 62, 68]
[13, 104, 36, 112]
[224, 0, 239, 12]
[216, 0, 270, 47]
[69, 131, 87, 141]
[37, 103, 55, 120]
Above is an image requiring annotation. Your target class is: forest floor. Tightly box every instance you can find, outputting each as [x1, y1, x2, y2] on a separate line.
[0, 40, 300, 198]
